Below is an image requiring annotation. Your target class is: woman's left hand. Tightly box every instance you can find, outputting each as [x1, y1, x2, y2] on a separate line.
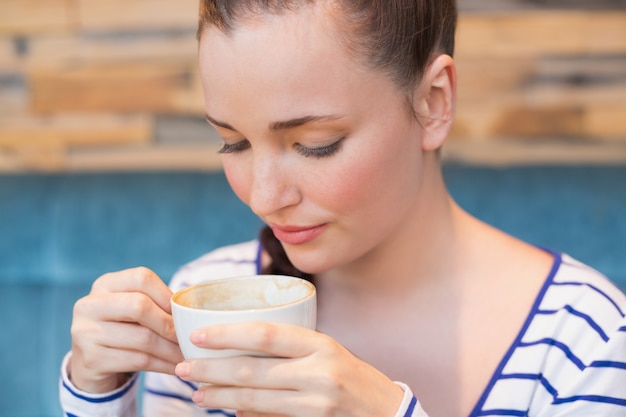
[174, 322, 405, 417]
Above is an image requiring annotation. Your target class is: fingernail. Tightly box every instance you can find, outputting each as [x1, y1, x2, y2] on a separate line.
[192, 389, 204, 403]
[190, 330, 206, 345]
[175, 362, 190, 377]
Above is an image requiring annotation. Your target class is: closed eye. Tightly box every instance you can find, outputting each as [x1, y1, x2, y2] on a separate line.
[217, 140, 250, 154]
[294, 137, 345, 159]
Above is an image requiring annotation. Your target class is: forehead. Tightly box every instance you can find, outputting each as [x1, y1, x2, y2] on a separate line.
[196, 3, 414, 132]
[199, 5, 343, 69]
[198, 7, 374, 114]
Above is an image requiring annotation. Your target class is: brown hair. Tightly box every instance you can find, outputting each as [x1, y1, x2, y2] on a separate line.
[198, 0, 457, 90]
[198, 0, 457, 278]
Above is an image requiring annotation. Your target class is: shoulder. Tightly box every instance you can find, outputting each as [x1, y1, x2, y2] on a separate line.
[494, 253, 626, 414]
[538, 254, 626, 410]
[536, 253, 625, 341]
[545, 253, 625, 361]
[169, 240, 262, 292]
[544, 253, 625, 321]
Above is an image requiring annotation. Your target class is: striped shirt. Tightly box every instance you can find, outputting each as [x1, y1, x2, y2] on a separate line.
[60, 241, 626, 417]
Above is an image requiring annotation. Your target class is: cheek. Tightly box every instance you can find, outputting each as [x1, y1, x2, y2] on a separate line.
[223, 161, 251, 205]
[320, 134, 421, 219]
[329, 159, 376, 210]
[314, 151, 397, 217]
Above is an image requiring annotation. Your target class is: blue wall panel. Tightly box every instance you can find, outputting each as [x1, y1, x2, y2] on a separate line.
[0, 165, 624, 417]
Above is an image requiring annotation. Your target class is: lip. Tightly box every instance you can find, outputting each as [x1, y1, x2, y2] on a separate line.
[270, 223, 327, 245]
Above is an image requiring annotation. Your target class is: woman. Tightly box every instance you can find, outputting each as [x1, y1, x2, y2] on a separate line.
[60, 1, 626, 416]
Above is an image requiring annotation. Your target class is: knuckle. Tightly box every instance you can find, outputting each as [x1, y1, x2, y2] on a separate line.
[310, 362, 345, 397]
[72, 296, 89, 316]
[310, 370, 335, 393]
[73, 346, 102, 371]
[163, 317, 177, 339]
[307, 375, 342, 417]
[322, 402, 340, 417]
[130, 352, 153, 370]
[69, 320, 85, 340]
[70, 318, 98, 345]
[91, 272, 114, 292]
[234, 387, 257, 410]
[126, 293, 151, 319]
[255, 323, 278, 350]
[233, 358, 255, 384]
[81, 355, 99, 371]
[131, 266, 154, 286]
[319, 334, 341, 354]
[134, 327, 156, 349]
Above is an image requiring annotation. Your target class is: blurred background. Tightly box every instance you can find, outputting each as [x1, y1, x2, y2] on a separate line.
[1, 0, 625, 416]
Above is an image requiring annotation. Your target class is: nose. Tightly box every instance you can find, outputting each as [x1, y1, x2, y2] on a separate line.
[248, 153, 301, 217]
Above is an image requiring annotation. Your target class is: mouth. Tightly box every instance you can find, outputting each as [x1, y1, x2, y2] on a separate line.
[269, 223, 327, 246]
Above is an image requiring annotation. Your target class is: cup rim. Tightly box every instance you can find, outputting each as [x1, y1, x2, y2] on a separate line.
[170, 274, 316, 313]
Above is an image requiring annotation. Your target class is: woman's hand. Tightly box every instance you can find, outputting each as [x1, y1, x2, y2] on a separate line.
[174, 322, 404, 417]
[70, 267, 184, 393]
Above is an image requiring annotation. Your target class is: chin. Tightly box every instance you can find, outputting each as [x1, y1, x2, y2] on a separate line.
[284, 246, 337, 275]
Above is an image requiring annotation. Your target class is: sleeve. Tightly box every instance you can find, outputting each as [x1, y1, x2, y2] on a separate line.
[393, 382, 429, 417]
[59, 352, 139, 417]
[142, 371, 236, 417]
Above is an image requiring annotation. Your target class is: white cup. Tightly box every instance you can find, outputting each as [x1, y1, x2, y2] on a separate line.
[171, 275, 317, 359]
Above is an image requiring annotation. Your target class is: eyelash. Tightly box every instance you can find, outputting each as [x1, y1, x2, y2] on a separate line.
[218, 140, 250, 154]
[218, 137, 345, 159]
[295, 137, 344, 159]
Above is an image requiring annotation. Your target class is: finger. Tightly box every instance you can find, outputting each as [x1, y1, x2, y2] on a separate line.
[97, 321, 184, 365]
[191, 322, 322, 358]
[72, 318, 183, 376]
[75, 342, 181, 376]
[194, 385, 328, 417]
[91, 267, 173, 313]
[237, 412, 286, 417]
[75, 291, 178, 343]
[238, 412, 288, 417]
[176, 356, 294, 389]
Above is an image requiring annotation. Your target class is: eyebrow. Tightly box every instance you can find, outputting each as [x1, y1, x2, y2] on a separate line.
[269, 115, 344, 131]
[205, 114, 235, 131]
[205, 114, 344, 132]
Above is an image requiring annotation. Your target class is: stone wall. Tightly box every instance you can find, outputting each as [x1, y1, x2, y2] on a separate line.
[1, 0, 625, 171]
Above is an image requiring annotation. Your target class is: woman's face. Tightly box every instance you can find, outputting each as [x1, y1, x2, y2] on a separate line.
[198, 7, 428, 274]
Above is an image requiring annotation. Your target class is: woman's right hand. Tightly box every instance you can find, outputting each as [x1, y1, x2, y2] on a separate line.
[69, 267, 183, 393]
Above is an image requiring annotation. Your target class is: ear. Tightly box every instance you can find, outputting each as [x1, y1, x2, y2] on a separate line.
[413, 54, 456, 152]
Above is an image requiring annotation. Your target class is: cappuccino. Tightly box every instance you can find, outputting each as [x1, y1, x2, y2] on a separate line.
[171, 275, 317, 359]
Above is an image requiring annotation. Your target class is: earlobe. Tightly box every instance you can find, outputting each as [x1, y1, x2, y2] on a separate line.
[415, 54, 456, 152]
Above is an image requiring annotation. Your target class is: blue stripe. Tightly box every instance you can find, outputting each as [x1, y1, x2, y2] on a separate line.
[590, 360, 626, 370]
[478, 410, 526, 416]
[537, 305, 609, 342]
[255, 240, 263, 274]
[144, 389, 236, 417]
[553, 395, 626, 406]
[403, 396, 417, 417]
[619, 326, 626, 332]
[500, 373, 558, 396]
[177, 376, 200, 391]
[144, 388, 194, 403]
[467, 250, 561, 417]
[491, 371, 626, 409]
[552, 281, 625, 318]
[206, 410, 236, 417]
[62, 375, 137, 403]
[518, 338, 585, 370]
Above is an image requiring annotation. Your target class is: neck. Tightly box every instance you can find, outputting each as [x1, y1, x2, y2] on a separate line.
[315, 156, 465, 299]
